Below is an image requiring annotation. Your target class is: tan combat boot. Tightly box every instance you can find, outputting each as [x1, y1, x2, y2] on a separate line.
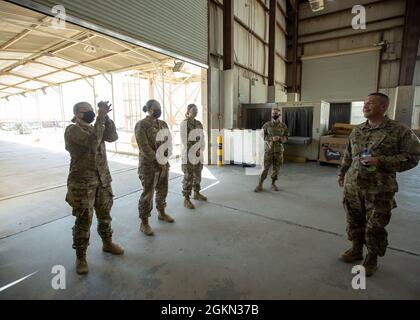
[193, 192, 207, 201]
[158, 209, 175, 223]
[363, 253, 378, 277]
[184, 197, 195, 209]
[102, 238, 124, 255]
[140, 218, 154, 236]
[340, 241, 364, 263]
[271, 180, 279, 191]
[254, 182, 263, 193]
[75, 249, 88, 275]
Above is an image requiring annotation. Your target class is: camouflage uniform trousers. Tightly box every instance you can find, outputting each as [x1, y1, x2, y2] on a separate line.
[343, 188, 397, 257]
[182, 163, 203, 197]
[66, 183, 114, 251]
[138, 164, 169, 219]
[260, 151, 283, 182]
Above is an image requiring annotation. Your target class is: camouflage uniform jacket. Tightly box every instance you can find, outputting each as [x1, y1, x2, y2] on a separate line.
[64, 116, 118, 189]
[134, 116, 172, 169]
[339, 116, 420, 193]
[262, 120, 289, 153]
[180, 117, 205, 165]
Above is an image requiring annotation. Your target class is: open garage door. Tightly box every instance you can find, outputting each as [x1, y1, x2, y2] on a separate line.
[0, 1, 207, 160]
[8, 0, 209, 67]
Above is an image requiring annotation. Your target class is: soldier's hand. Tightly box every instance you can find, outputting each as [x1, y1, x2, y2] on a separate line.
[337, 176, 344, 188]
[272, 136, 280, 142]
[360, 156, 379, 166]
[97, 101, 112, 118]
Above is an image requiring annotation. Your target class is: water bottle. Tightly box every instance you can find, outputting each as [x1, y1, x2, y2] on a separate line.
[361, 147, 376, 172]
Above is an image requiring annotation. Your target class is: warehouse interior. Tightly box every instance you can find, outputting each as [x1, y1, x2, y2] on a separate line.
[0, 0, 419, 299]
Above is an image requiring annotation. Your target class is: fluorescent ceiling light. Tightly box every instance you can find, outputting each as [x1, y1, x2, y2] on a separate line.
[173, 61, 185, 72]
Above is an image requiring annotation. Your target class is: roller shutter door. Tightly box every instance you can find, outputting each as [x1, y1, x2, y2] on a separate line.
[9, 0, 208, 67]
[301, 50, 380, 101]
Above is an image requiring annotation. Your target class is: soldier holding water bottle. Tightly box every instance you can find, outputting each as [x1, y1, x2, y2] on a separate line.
[337, 93, 420, 277]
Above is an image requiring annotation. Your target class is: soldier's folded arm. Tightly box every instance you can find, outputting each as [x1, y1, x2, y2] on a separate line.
[65, 118, 105, 150]
[377, 129, 420, 172]
[262, 123, 271, 141]
[283, 126, 289, 141]
[135, 123, 157, 162]
[338, 139, 353, 178]
[103, 116, 118, 143]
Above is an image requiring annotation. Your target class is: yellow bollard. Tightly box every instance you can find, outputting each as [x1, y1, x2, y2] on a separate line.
[217, 135, 223, 167]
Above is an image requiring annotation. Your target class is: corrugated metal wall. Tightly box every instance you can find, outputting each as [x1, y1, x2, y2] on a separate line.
[9, 0, 208, 66]
[208, 0, 288, 131]
[275, 1, 286, 87]
[209, 0, 287, 97]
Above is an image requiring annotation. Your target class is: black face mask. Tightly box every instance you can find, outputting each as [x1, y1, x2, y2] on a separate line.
[190, 110, 198, 118]
[272, 114, 279, 120]
[153, 109, 162, 119]
[81, 111, 96, 124]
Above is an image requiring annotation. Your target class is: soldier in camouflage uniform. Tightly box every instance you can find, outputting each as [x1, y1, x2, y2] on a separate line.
[65, 101, 124, 275]
[255, 107, 289, 192]
[135, 99, 174, 236]
[338, 93, 420, 276]
[181, 104, 207, 209]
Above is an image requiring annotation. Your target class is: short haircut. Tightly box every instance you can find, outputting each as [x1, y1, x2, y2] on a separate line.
[73, 102, 91, 115]
[368, 92, 389, 104]
[187, 104, 197, 112]
[272, 107, 280, 112]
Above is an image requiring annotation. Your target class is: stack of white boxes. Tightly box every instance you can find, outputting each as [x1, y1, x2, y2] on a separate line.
[221, 129, 264, 166]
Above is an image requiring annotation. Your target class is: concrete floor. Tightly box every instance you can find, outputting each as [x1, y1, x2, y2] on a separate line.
[0, 139, 419, 299]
